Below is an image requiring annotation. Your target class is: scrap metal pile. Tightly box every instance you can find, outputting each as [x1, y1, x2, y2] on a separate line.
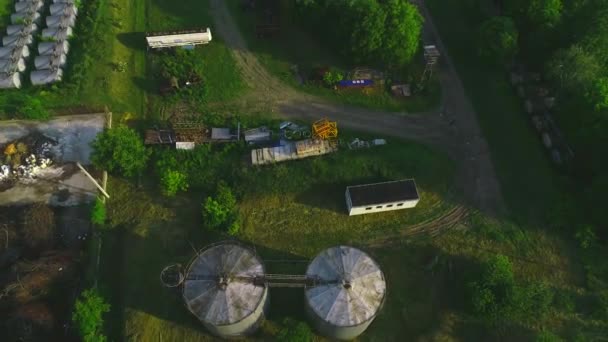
[0, 136, 55, 182]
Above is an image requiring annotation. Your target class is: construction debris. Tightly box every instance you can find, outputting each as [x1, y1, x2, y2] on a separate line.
[0, 137, 55, 182]
[251, 139, 337, 166]
[348, 138, 387, 150]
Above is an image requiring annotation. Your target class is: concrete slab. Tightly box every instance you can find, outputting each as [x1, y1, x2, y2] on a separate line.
[0, 114, 106, 207]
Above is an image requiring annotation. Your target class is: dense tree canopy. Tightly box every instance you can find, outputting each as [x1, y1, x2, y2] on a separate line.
[297, 0, 423, 69]
[202, 182, 240, 235]
[527, 0, 563, 28]
[91, 126, 149, 177]
[477, 16, 518, 64]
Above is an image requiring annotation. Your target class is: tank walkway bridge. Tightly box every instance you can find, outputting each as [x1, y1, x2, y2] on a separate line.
[183, 273, 349, 288]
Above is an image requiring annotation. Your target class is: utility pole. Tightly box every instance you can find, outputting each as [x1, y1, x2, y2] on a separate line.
[76, 162, 110, 199]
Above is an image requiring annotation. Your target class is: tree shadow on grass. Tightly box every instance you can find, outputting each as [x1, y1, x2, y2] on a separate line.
[116, 32, 147, 51]
[294, 178, 392, 215]
[132, 76, 158, 94]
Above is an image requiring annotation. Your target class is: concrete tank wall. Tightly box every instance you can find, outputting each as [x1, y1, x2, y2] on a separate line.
[305, 300, 374, 341]
[204, 285, 269, 338]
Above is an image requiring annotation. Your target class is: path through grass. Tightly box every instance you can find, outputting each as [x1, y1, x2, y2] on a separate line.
[426, 0, 561, 222]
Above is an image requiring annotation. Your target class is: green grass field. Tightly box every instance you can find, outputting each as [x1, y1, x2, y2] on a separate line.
[98, 134, 461, 341]
[426, 0, 562, 223]
[224, 1, 440, 113]
[98, 131, 599, 340]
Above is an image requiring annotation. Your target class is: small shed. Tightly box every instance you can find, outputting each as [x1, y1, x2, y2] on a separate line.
[210, 128, 232, 141]
[30, 68, 63, 86]
[176, 142, 195, 150]
[50, 3, 78, 16]
[42, 27, 73, 41]
[244, 127, 271, 144]
[0, 72, 21, 89]
[345, 179, 420, 216]
[390, 84, 411, 97]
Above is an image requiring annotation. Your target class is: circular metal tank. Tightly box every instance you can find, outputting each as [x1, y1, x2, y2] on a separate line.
[183, 243, 269, 338]
[305, 246, 386, 340]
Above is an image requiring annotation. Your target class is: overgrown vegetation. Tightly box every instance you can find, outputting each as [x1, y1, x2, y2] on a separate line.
[276, 318, 313, 342]
[296, 0, 423, 69]
[91, 197, 107, 226]
[468, 255, 553, 328]
[91, 126, 149, 177]
[72, 288, 111, 342]
[202, 182, 240, 236]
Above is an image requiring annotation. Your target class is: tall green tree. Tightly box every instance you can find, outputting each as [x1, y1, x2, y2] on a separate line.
[477, 16, 519, 64]
[91, 126, 149, 177]
[160, 169, 189, 197]
[202, 182, 240, 235]
[545, 44, 601, 94]
[528, 0, 563, 28]
[381, 0, 424, 67]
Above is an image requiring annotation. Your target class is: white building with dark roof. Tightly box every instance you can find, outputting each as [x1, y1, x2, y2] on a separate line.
[345, 179, 420, 216]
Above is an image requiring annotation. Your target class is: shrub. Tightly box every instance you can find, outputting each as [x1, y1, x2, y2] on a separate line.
[322, 69, 344, 87]
[72, 288, 110, 342]
[469, 255, 554, 325]
[575, 225, 597, 249]
[535, 330, 563, 342]
[202, 182, 240, 235]
[160, 169, 189, 197]
[13, 96, 51, 120]
[91, 197, 106, 226]
[91, 126, 149, 177]
[477, 16, 519, 65]
[276, 318, 313, 342]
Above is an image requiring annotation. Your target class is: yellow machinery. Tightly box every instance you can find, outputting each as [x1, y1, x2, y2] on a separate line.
[312, 118, 338, 140]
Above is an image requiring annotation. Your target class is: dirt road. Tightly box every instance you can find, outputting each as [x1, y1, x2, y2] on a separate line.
[209, 0, 504, 214]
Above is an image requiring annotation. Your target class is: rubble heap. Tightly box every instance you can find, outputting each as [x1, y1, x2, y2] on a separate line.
[1, 138, 56, 182]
